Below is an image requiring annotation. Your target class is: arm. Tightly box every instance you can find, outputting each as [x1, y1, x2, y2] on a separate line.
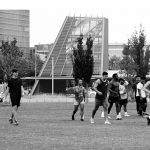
[143, 81, 150, 94]
[21, 85, 25, 96]
[92, 79, 102, 95]
[4, 86, 9, 100]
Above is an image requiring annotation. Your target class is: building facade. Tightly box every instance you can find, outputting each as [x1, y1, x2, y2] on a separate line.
[31, 16, 109, 94]
[0, 10, 30, 54]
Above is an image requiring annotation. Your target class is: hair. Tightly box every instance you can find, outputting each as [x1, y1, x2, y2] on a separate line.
[141, 76, 146, 80]
[102, 71, 108, 76]
[12, 69, 18, 73]
[112, 73, 118, 79]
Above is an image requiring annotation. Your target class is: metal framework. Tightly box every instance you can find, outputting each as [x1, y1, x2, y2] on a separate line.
[31, 16, 108, 94]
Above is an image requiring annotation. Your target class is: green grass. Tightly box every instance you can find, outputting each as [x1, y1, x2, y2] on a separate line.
[0, 101, 150, 150]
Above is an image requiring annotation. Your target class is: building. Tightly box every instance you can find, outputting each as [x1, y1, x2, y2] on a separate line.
[31, 16, 109, 95]
[0, 10, 30, 55]
[109, 43, 124, 58]
[34, 43, 124, 62]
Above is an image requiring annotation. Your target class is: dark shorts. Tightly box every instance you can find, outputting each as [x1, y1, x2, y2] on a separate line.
[95, 98, 108, 109]
[120, 99, 128, 105]
[108, 96, 120, 103]
[10, 94, 21, 107]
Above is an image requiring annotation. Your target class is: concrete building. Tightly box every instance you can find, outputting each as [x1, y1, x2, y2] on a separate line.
[0, 10, 30, 54]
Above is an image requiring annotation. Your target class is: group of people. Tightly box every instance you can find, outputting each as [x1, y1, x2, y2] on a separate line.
[3, 69, 150, 126]
[67, 71, 150, 125]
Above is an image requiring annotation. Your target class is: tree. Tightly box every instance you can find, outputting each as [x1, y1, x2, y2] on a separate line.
[120, 25, 150, 77]
[71, 34, 94, 86]
[109, 55, 121, 70]
[0, 38, 23, 78]
[0, 38, 44, 79]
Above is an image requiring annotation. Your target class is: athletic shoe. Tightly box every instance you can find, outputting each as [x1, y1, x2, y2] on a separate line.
[116, 115, 122, 120]
[101, 111, 104, 118]
[72, 114, 75, 120]
[108, 116, 111, 119]
[124, 112, 130, 117]
[9, 119, 13, 124]
[80, 118, 84, 121]
[14, 121, 19, 126]
[90, 118, 94, 124]
[104, 120, 111, 125]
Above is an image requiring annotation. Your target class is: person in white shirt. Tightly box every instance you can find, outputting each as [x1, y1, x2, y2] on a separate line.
[137, 77, 147, 116]
[119, 78, 130, 117]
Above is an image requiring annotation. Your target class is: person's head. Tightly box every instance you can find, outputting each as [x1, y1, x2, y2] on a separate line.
[112, 73, 119, 81]
[102, 71, 108, 81]
[11, 69, 18, 78]
[78, 79, 83, 86]
[135, 75, 141, 83]
[119, 78, 124, 85]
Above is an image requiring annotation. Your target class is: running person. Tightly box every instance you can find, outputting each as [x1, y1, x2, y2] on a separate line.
[66, 79, 86, 121]
[119, 78, 130, 117]
[90, 71, 111, 124]
[108, 73, 121, 120]
[5, 69, 24, 125]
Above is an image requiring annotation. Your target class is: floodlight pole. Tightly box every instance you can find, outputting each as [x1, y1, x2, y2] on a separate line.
[34, 47, 37, 82]
[52, 57, 54, 96]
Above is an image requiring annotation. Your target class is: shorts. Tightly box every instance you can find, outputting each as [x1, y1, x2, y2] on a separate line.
[95, 98, 108, 109]
[10, 94, 21, 107]
[120, 99, 128, 105]
[108, 96, 120, 103]
[74, 99, 85, 105]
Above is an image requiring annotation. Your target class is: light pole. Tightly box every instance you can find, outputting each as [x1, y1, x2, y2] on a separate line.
[52, 57, 54, 96]
[34, 47, 37, 81]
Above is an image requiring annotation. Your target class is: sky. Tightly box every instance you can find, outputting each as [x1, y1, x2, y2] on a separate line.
[1, 0, 150, 47]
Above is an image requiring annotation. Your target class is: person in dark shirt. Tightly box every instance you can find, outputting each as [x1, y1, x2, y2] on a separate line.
[108, 73, 121, 120]
[5, 69, 24, 125]
[90, 71, 111, 124]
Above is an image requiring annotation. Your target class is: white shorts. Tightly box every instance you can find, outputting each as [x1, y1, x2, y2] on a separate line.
[74, 99, 85, 105]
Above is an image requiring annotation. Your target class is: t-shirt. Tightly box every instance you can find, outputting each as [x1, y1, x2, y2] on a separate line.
[68, 86, 86, 102]
[119, 84, 127, 100]
[8, 78, 22, 96]
[137, 83, 146, 98]
[136, 82, 143, 97]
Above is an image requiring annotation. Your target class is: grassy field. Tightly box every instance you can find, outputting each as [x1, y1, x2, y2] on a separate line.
[0, 101, 150, 150]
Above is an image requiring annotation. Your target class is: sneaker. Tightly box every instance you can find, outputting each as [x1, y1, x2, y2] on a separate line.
[14, 120, 19, 126]
[108, 116, 111, 119]
[72, 114, 75, 120]
[116, 115, 122, 120]
[9, 119, 13, 124]
[104, 120, 111, 124]
[124, 112, 130, 117]
[81, 118, 84, 121]
[101, 111, 104, 118]
[90, 118, 94, 124]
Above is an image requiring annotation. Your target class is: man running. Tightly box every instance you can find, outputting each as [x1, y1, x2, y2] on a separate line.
[66, 79, 86, 121]
[108, 73, 121, 120]
[90, 71, 111, 124]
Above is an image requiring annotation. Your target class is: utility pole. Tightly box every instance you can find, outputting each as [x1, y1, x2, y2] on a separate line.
[52, 57, 54, 96]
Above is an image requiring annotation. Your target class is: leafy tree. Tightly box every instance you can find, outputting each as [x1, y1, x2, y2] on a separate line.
[71, 34, 94, 86]
[0, 38, 43, 79]
[109, 55, 121, 70]
[120, 26, 149, 77]
[0, 38, 23, 78]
